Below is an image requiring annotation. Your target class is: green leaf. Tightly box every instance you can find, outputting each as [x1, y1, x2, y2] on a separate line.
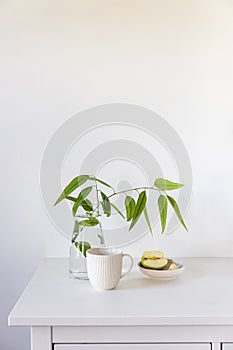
[167, 195, 188, 231]
[75, 241, 91, 257]
[154, 178, 184, 191]
[72, 186, 93, 216]
[125, 196, 135, 221]
[65, 196, 77, 203]
[143, 206, 153, 235]
[129, 191, 147, 231]
[89, 176, 114, 190]
[78, 217, 99, 227]
[81, 199, 93, 212]
[100, 191, 111, 217]
[110, 203, 125, 219]
[54, 175, 89, 205]
[158, 195, 168, 233]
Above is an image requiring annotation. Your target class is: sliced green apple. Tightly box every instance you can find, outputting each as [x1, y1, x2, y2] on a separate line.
[142, 250, 164, 259]
[141, 257, 168, 269]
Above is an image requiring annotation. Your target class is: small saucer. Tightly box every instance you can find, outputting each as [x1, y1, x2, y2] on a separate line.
[137, 261, 185, 280]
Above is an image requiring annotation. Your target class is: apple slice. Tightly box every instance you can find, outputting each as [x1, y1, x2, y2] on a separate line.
[161, 259, 173, 270]
[141, 257, 168, 269]
[169, 262, 179, 270]
[142, 250, 164, 259]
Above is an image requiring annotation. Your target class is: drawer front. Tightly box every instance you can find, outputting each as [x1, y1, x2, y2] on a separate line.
[55, 344, 211, 350]
[223, 345, 233, 350]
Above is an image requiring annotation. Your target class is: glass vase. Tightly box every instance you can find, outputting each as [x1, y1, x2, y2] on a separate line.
[69, 211, 105, 279]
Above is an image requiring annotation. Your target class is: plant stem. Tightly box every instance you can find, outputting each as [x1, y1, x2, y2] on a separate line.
[93, 179, 106, 245]
[93, 179, 100, 215]
[107, 186, 160, 199]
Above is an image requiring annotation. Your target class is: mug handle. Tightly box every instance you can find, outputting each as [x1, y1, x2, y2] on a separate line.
[120, 254, 134, 279]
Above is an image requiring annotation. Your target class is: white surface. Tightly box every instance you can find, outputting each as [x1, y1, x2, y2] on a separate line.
[54, 345, 210, 350]
[52, 325, 233, 343]
[31, 327, 51, 350]
[2, 1, 233, 349]
[223, 345, 233, 350]
[137, 261, 185, 280]
[212, 344, 221, 350]
[8, 257, 233, 326]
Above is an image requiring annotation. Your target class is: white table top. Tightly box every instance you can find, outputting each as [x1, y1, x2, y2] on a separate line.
[8, 257, 233, 327]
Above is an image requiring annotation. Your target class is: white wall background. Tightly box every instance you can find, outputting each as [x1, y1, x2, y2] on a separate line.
[1, 1, 233, 349]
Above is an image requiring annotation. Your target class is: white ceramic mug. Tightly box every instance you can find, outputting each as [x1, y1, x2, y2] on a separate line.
[86, 247, 134, 290]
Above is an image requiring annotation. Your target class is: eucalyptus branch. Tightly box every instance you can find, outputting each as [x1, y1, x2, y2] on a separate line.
[54, 175, 188, 236]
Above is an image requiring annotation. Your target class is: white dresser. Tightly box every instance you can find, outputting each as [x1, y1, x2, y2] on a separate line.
[8, 258, 233, 350]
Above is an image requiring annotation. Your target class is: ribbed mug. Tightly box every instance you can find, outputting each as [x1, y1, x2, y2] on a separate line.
[86, 248, 133, 290]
